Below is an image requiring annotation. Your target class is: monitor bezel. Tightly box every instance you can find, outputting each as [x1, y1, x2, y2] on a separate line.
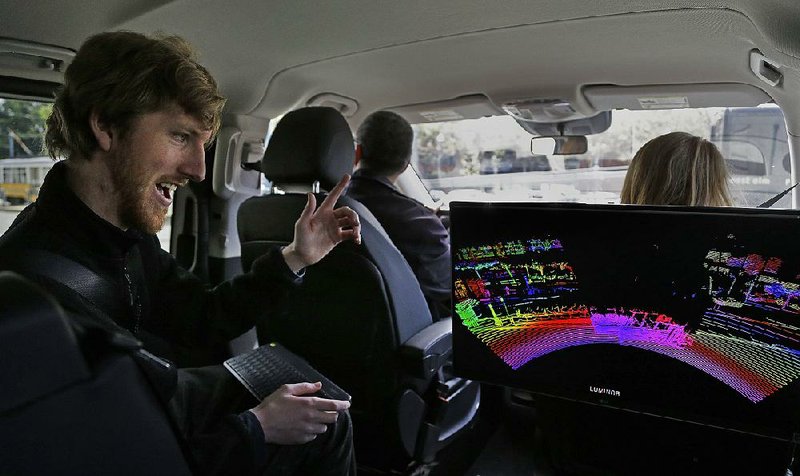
[450, 200, 800, 441]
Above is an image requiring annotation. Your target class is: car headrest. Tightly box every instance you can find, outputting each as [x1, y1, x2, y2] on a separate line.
[261, 107, 354, 191]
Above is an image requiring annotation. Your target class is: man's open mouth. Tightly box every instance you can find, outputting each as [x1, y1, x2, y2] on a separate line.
[156, 182, 178, 201]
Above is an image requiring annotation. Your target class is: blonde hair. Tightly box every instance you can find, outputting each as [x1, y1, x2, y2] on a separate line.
[620, 132, 732, 206]
[45, 31, 226, 160]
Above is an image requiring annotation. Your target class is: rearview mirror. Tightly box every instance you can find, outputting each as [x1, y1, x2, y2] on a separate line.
[531, 136, 588, 155]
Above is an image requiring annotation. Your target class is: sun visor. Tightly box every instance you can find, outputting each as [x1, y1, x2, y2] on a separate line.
[388, 94, 504, 124]
[583, 84, 772, 111]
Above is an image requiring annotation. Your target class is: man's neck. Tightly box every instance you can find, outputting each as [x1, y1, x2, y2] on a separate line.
[65, 157, 126, 230]
[354, 165, 401, 185]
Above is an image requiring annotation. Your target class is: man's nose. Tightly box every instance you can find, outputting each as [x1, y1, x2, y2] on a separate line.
[181, 140, 206, 182]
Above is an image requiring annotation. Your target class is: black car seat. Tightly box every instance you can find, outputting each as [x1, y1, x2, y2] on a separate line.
[0, 271, 193, 476]
[237, 106, 480, 469]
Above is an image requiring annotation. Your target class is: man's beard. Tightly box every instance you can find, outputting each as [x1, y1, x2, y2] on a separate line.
[108, 145, 168, 234]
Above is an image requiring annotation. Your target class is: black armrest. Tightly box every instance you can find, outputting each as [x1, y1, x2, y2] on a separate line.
[399, 318, 452, 379]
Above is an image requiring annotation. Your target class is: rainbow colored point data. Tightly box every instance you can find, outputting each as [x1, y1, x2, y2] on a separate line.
[454, 238, 800, 403]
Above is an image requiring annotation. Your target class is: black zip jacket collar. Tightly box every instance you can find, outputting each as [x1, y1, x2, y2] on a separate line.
[35, 160, 143, 258]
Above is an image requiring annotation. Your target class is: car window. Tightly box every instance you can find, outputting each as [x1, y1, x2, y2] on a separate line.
[0, 97, 173, 249]
[412, 105, 790, 208]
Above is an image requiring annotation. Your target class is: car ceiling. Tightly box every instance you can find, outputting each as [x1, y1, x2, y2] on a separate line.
[3, 0, 800, 134]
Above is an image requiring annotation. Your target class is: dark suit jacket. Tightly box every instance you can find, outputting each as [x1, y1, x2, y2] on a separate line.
[346, 169, 451, 320]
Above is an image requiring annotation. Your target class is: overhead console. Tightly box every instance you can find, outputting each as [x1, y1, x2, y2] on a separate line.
[501, 98, 586, 123]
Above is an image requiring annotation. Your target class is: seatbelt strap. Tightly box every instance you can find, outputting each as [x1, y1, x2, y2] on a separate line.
[4, 247, 180, 402]
[758, 182, 799, 208]
[0, 248, 197, 471]
[4, 248, 122, 316]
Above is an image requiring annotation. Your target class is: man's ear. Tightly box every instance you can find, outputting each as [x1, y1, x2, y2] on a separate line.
[354, 144, 362, 167]
[89, 110, 113, 152]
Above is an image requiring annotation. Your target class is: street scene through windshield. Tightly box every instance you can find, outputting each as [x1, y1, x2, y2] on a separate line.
[412, 105, 790, 208]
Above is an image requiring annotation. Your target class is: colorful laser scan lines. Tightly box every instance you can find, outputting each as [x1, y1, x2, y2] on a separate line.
[454, 238, 800, 402]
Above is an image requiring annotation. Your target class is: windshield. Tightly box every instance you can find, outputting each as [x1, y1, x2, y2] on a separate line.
[411, 105, 790, 208]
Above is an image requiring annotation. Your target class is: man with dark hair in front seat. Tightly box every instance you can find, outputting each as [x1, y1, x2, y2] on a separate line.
[347, 110, 451, 321]
[0, 31, 359, 475]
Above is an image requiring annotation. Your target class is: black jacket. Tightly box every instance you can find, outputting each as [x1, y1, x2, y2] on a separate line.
[0, 160, 299, 353]
[0, 160, 301, 473]
[346, 169, 451, 320]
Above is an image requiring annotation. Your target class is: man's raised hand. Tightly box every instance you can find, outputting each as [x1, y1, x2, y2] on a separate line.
[282, 175, 361, 273]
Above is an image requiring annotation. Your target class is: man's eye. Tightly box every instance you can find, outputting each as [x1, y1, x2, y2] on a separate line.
[173, 133, 189, 143]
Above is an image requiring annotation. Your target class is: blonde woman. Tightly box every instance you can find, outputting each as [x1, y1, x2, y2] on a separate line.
[620, 131, 733, 206]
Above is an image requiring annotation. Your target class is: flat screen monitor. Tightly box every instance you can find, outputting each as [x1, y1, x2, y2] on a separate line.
[451, 201, 800, 440]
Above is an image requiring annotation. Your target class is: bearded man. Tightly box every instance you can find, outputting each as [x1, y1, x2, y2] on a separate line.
[0, 31, 359, 475]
